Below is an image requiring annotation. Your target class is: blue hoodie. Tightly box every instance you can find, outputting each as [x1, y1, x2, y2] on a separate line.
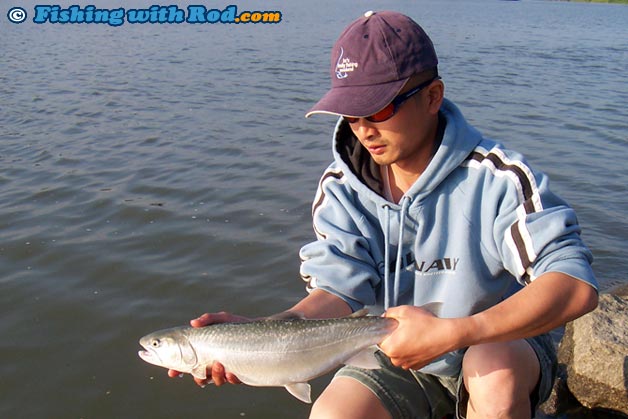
[299, 98, 597, 376]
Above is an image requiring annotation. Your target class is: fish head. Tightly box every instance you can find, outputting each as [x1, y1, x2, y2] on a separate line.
[138, 327, 199, 375]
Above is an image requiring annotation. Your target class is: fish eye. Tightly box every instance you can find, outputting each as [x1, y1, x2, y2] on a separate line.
[151, 339, 161, 347]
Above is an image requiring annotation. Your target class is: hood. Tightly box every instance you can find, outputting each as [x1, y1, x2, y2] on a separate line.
[332, 98, 483, 207]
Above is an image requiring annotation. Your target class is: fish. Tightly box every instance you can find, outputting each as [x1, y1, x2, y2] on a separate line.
[138, 309, 397, 403]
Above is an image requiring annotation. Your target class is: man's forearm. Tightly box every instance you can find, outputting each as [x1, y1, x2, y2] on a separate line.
[463, 272, 598, 348]
[279, 288, 353, 320]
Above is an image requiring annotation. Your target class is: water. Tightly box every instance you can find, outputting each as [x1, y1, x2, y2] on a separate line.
[1, 1, 626, 418]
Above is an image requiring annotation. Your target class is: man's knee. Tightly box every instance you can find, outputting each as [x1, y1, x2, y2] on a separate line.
[309, 377, 391, 419]
[462, 341, 540, 419]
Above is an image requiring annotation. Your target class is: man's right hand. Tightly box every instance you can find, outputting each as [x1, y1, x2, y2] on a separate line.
[168, 311, 250, 387]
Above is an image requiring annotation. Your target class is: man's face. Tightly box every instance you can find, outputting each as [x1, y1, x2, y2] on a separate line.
[347, 80, 439, 172]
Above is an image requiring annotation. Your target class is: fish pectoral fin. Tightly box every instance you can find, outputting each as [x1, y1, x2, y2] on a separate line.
[191, 365, 208, 380]
[284, 382, 312, 403]
[344, 346, 380, 369]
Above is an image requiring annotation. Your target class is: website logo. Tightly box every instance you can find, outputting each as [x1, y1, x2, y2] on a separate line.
[5, 4, 282, 26]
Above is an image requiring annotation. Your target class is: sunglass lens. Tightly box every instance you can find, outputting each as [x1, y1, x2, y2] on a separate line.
[368, 103, 395, 122]
[344, 102, 396, 124]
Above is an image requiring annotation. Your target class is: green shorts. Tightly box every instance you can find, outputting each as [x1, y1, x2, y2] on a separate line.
[334, 334, 557, 419]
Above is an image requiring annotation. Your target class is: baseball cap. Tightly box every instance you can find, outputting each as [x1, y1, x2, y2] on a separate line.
[306, 10, 438, 118]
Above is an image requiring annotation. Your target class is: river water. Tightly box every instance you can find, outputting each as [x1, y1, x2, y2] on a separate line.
[1, 1, 626, 418]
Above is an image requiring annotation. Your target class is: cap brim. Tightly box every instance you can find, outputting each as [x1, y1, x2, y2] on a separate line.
[305, 78, 408, 118]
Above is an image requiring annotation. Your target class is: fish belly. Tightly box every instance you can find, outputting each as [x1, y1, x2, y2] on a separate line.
[216, 337, 371, 386]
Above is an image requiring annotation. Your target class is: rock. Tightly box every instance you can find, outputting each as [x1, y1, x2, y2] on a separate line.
[612, 283, 628, 299]
[538, 362, 577, 416]
[557, 292, 628, 415]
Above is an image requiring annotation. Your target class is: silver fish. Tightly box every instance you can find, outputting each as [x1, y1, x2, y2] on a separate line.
[138, 310, 397, 403]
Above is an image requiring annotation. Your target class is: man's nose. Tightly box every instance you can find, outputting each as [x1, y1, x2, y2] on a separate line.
[351, 119, 379, 141]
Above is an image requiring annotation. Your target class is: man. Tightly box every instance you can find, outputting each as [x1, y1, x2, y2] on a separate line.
[172, 11, 598, 419]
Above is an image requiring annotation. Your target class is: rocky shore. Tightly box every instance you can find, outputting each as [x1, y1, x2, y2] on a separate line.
[539, 284, 628, 418]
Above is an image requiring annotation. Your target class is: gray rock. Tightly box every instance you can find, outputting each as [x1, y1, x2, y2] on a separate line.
[612, 284, 628, 299]
[558, 292, 628, 415]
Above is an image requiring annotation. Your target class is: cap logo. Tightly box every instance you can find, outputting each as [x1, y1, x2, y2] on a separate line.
[335, 47, 359, 79]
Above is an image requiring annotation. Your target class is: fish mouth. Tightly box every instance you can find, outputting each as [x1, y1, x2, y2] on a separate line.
[138, 349, 152, 361]
[138, 346, 161, 365]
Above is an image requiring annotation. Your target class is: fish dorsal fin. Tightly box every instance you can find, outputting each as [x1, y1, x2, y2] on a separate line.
[343, 346, 380, 369]
[348, 308, 369, 318]
[264, 310, 307, 320]
[284, 382, 312, 403]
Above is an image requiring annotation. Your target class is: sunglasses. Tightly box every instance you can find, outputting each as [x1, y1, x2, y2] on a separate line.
[344, 77, 440, 124]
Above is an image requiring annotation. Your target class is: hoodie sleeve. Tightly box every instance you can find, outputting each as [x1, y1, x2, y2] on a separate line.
[487, 145, 598, 289]
[299, 166, 383, 312]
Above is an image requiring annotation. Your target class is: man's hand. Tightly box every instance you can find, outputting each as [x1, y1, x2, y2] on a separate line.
[168, 311, 249, 387]
[379, 305, 460, 371]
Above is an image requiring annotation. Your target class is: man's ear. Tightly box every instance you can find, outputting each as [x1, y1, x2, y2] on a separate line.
[426, 80, 445, 114]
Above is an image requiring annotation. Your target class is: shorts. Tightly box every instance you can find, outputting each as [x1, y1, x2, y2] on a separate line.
[334, 334, 557, 419]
